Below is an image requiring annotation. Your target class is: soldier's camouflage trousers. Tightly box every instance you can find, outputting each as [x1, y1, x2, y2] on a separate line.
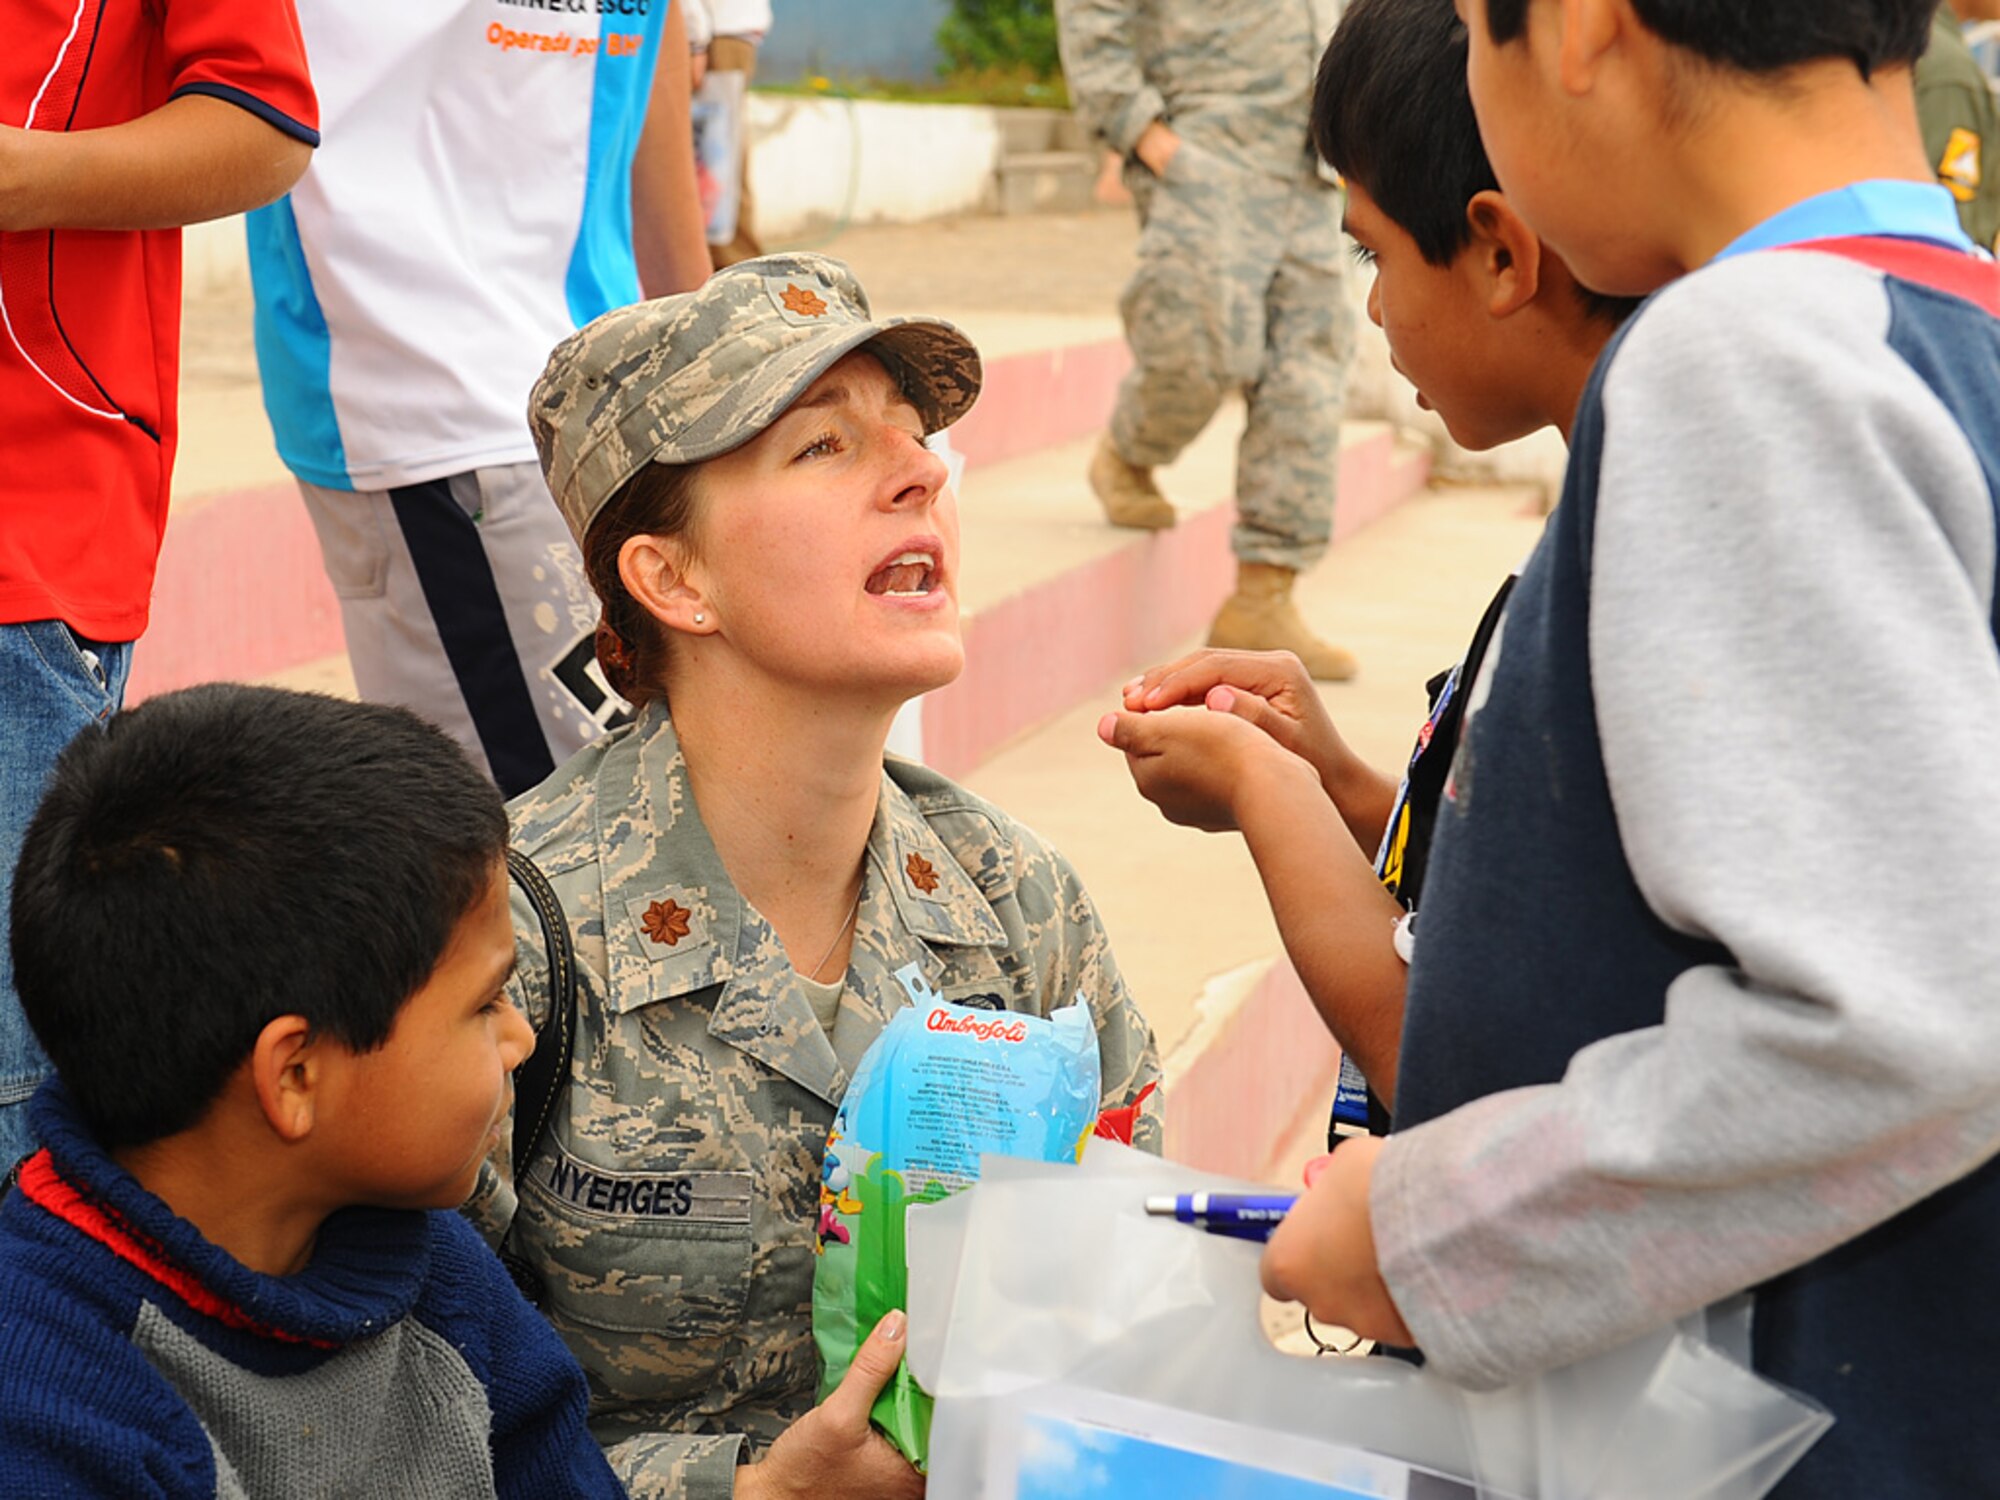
[1113, 145, 1353, 572]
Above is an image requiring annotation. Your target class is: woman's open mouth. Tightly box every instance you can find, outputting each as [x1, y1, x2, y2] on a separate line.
[865, 550, 940, 599]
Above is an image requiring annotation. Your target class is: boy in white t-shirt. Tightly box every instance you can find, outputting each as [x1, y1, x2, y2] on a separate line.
[248, 0, 711, 797]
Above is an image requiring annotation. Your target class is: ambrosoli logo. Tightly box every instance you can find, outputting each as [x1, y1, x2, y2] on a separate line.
[926, 1006, 1029, 1044]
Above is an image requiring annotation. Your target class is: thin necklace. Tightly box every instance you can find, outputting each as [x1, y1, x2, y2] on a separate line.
[804, 883, 863, 982]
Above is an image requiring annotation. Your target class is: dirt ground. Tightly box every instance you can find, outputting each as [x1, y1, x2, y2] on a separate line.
[788, 207, 1137, 316]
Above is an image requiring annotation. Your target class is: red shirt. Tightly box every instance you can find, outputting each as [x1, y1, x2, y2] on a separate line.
[0, 1, 318, 639]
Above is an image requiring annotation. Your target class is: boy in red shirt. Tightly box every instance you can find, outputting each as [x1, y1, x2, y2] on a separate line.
[0, 0, 319, 1169]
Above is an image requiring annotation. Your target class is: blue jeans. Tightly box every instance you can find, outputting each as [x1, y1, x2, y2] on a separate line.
[0, 622, 131, 1169]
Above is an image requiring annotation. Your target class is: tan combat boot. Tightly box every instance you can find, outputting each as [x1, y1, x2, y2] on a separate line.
[1207, 561, 1359, 681]
[1088, 433, 1177, 530]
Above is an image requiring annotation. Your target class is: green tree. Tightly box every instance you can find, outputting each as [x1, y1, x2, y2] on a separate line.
[937, 0, 1062, 81]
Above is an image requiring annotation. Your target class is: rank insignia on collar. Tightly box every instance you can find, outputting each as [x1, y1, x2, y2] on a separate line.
[904, 852, 941, 895]
[641, 897, 695, 947]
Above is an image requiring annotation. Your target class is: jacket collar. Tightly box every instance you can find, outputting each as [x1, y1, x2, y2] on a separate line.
[24, 1082, 428, 1346]
[594, 706, 1008, 1104]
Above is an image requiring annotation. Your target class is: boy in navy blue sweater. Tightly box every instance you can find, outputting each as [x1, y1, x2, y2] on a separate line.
[0, 685, 624, 1498]
[1262, 2, 2000, 1495]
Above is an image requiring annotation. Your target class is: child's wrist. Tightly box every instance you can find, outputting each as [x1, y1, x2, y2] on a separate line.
[1320, 755, 1395, 828]
[1233, 741, 1323, 825]
[1312, 742, 1363, 804]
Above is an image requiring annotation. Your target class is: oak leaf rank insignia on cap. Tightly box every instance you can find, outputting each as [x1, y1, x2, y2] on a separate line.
[771, 276, 833, 323]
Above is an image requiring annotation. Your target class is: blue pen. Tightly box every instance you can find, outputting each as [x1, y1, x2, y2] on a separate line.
[1144, 1192, 1298, 1243]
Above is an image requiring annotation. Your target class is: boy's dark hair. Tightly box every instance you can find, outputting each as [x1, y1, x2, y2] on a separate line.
[10, 685, 509, 1149]
[1480, 0, 1933, 75]
[1316, 0, 1497, 267]
[1316, 0, 1640, 324]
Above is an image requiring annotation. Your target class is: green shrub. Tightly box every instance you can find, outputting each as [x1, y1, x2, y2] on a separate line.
[938, 0, 1062, 82]
[760, 69, 1068, 108]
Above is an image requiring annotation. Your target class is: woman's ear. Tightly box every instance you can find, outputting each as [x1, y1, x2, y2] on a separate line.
[250, 1015, 320, 1143]
[1466, 190, 1545, 320]
[619, 533, 715, 637]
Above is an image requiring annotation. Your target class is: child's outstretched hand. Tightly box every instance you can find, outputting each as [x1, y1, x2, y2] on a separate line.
[1261, 1137, 1416, 1349]
[1099, 693, 1320, 833]
[1122, 650, 1360, 795]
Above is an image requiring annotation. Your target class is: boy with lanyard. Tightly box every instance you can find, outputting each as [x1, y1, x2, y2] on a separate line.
[0, 686, 623, 1498]
[1260, 2, 2000, 1495]
[1100, 0, 1635, 1127]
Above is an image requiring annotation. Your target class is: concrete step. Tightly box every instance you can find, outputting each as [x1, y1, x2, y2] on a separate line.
[992, 106, 1095, 157]
[995, 151, 1099, 216]
[957, 482, 1550, 1176]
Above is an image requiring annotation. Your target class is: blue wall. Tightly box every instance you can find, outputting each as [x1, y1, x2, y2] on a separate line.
[761, 0, 950, 83]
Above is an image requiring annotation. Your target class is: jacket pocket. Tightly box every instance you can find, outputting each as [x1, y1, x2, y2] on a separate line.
[516, 1147, 755, 1342]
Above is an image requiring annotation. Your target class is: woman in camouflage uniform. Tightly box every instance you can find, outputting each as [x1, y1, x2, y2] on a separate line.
[468, 252, 1163, 1500]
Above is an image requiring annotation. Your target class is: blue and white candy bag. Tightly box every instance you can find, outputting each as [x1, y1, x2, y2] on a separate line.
[812, 966, 1100, 1469]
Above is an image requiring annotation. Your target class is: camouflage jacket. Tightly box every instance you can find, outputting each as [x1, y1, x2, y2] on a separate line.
[1055, 0, 1342, 182]
[465, 705, 1162, 1500]
[1916, 8, 2000, 253]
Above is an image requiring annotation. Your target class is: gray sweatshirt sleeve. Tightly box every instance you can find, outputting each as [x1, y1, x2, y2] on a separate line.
[1372, 252, 2000, 1390]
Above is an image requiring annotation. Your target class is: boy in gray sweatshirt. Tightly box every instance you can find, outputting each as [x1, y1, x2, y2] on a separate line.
[1260, 3, 2000, 1496]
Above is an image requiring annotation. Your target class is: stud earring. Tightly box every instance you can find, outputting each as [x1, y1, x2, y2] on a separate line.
[693, 612, 706, 625]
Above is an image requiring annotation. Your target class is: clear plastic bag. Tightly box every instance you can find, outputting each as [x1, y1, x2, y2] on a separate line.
[910, 1144, 1830, 1499]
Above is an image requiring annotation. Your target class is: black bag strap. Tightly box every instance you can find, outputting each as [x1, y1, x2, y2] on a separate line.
[505, 847, 577, 1178]
[1391, 573, 1518, 912]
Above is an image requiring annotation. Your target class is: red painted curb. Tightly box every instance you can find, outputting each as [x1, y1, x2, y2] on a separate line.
[950, 339, 1133, 469]
[130, 484, 343, 701]
[920, 431, 1430, 781]
[1161, 957, 1342, 1180]
[923, 505, 1234, 780]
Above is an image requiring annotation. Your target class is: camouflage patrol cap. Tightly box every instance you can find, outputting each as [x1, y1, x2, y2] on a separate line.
[530, 252, 983, 543]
